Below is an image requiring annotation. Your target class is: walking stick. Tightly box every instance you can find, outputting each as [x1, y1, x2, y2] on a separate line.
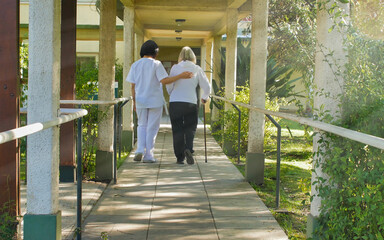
[203, 103, 208, 163]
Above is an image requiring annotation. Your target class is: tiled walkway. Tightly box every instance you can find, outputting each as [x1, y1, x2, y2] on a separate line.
[81, 122, 287, 240]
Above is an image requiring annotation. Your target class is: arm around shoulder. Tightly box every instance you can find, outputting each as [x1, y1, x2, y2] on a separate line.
[160, 71, 193, 85]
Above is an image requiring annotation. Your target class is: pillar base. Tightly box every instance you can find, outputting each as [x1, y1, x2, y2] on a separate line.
[95, 150, 113, 181]
[121, 130, 133, 152]
[245, 152, 265, 184]
[223, 139, 237, 156]
[24, 211, 61, 240]
[307, 213, 320, 239]
[59, 166, 75, 182]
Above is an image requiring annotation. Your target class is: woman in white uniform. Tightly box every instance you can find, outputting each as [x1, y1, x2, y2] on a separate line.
[167, 46, 211, 164]
[127, 40, 192, 163]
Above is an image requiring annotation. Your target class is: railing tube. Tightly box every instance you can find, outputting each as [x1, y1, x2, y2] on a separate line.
[266, 114, 281, 209]
[76, 117, 83, 240]
[118, 100, 130, 167]
[113, 104, 118, 184]
[231, 103, 241, 165]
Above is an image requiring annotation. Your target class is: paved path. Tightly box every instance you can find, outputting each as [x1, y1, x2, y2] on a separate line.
[81, 123, 288, 240]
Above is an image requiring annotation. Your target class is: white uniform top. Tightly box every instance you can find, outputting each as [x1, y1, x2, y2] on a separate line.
[167, 61, 211, 104]
[126, 58, 168, 109]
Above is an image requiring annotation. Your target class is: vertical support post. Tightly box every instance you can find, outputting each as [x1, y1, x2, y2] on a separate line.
[96, 0, 116, 181]
[246, 0, 268, 184]
[224, 8, 238, 111]
[223, 8, 238, 156]
[76, 117, 82, 240]
[308, 1, 349, 238]
[211, 35, 222, 124]
[113, 104, 118, 184]
[0, 0, 20, 221]
[231, 104, 241, 165]
[24, 0, 62, 239]
[59, 0, 77, 183]
[266, 115, 281, 209]
[134, 32, 144, 61]
[119, 100, 130, 164]
[122, 3, 135, 152]
[205, 40, 213, 84]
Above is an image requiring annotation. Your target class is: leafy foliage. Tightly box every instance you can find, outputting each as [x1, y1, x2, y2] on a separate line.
[313, 19, 384, 240]
[20, 43, 29, 107]
[0, 202, 18, 239]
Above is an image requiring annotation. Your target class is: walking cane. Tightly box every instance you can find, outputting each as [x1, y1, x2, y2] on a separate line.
[203, 103, 208, 163]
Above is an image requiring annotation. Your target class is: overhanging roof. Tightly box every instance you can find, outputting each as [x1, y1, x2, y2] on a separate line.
[118, 0, 251, 47]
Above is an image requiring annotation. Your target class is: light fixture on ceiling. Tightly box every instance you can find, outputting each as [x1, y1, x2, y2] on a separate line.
[175, 29, 182, 35]
[175, 19, 186, 26]
[176, 37, 182, 41]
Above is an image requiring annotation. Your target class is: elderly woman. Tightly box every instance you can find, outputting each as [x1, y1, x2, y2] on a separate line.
[167, 46, 211, 164]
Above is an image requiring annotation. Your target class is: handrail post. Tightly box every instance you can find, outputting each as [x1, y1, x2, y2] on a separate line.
[231, 103, 241, 165]
[266, 114, 281, 209]
[118, 100, 130, 166]
[113, 104, 118, 184]
[76, 116, 82, 240]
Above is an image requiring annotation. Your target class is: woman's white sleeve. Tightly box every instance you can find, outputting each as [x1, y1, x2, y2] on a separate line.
[197, 67, 211, 100]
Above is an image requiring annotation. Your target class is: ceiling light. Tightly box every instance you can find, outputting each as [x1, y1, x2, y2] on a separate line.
[175, 19, 186, 26]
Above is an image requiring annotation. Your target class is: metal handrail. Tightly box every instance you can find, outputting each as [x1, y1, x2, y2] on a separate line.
[210, 94, 384, 209]
[210, 95, 384, 150]
[0, 109, 87, 144]
[60, 98, 129, 105]
[231, 103, 241, 165]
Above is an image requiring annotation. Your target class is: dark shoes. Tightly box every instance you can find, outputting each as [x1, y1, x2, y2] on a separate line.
[185, 149, 194, 165]
[176, 160, 185, 164]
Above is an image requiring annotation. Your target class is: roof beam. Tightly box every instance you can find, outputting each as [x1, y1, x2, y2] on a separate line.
[227, 0, 249, 9]
[133, 0, 227, 11]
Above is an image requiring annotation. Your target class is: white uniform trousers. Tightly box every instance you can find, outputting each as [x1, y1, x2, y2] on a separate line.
[136, 107, 163, 160]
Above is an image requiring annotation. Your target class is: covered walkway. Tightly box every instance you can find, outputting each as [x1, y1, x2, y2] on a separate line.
[80, 121, 287, 239]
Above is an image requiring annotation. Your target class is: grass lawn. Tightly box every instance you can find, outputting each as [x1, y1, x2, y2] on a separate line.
[228, 119, 313, 239]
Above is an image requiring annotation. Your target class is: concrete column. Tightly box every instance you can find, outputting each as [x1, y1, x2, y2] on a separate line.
[246, 0, 268, 184]
[211, 35, 222, 123]
[308, 1, 349, 238]
[134, 32, 144, 61]
[96, 0, 116, 181]
[201, 43, 207, 70]
[0, 0, 20, 220]
[24, 0, 62, 239]
[223, 8, 238, 155]
[122, 3, 135, 152]
[59, 0, 76, 183]
[224, 8, 238, 109]
[205, 40, 213, 84]
[205, 40, 213, 114]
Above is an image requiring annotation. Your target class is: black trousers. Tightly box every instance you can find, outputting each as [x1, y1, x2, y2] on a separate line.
[169, 102, 198, 161]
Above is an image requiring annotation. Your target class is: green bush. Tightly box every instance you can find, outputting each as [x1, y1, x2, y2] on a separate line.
[313, 27, 384, 239]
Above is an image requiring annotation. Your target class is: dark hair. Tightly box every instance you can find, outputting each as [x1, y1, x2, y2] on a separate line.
[140, 40, 159, 58]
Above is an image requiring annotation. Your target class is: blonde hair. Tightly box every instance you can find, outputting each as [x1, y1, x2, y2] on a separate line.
[178, 46, 196, 64]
